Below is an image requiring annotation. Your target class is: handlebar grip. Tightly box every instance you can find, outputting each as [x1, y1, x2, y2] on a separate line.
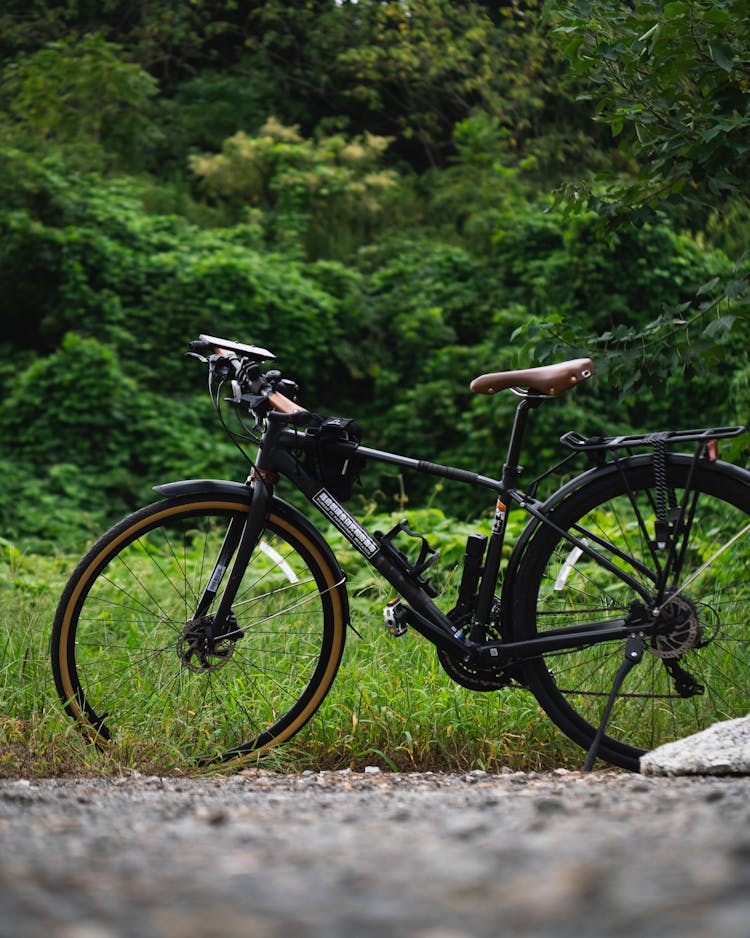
[268, 391, 306, 416]
[211, 347, 242, 376]
[205, 343, 305, 417]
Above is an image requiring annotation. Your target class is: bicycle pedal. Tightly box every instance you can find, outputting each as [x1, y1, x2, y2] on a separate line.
[383, 599, 408, 637]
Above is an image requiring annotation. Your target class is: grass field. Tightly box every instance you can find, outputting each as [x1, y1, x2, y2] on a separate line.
[0, 510, 583, 778]
[5, 484, 745, 778]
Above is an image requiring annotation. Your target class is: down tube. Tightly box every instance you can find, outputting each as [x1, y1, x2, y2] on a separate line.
[275, 449, 466, 646]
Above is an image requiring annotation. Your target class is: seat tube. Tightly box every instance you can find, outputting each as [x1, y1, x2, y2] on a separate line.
[469, 494, 509, 641]
[469, 396, 538, 641]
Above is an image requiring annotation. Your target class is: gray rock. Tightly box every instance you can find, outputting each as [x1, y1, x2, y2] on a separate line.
[641, 714, 750, 775]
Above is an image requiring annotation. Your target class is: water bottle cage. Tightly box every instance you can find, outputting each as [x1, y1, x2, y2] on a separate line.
[375, 520, 440, 597]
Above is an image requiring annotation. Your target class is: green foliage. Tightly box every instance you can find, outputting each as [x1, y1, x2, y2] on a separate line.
[1, 333, 138, 470]
[2, 133, 743, 539]
[242, 0, 494, 167]
[189, 118, 400, 258]
[0, 0, 253, 89]
[0, 0, 746, 545]
[424, 112, 536, 253]
[158, 69, 277, 160]
[0, 333, 243, 549]
[242, 0, 586, 172]
[0, 33, 162, 170]
[538, 0, 750, 402]
[0, 151, 364, 397]
[0, 0, 749, 775]
[547, 0, 750, 223]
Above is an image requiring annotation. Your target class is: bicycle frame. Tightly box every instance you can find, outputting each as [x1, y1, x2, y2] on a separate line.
[53, 335, 750, 773]
[210, 393, 668, 669]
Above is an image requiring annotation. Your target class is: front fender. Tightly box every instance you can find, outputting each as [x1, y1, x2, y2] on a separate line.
[153, 479, 252, 501]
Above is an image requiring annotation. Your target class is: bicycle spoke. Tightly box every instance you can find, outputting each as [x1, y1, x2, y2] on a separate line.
[516, 458, 750, 769]
[53, 499, 346, 766]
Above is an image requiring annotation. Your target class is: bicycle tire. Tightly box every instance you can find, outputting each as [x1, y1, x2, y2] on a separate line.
[51, 491, 348, 769]
[511, 456, 750, 770]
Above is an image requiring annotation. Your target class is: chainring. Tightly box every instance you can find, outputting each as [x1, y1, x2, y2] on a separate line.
[437, 600, 515, 691]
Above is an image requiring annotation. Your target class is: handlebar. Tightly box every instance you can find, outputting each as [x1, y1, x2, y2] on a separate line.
[267, 390, 306, 416]
[188, 334, 308, 422]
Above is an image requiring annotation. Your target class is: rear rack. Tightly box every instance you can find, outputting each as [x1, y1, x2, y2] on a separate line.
[560, 425, 746, 452]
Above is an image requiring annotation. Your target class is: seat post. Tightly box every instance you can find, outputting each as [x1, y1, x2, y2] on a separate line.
[501, 394, 543, 489]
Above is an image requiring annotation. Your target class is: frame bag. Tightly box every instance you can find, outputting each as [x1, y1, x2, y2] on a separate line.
[303, 415, 366, 501]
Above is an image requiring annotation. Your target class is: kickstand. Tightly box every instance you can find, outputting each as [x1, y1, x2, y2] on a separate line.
[582, 633, 644, 772]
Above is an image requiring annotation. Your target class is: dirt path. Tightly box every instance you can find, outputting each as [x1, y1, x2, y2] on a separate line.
[1, 769, 749, 938]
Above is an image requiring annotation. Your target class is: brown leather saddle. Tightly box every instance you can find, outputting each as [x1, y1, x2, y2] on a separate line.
[470, 358, 596, 397]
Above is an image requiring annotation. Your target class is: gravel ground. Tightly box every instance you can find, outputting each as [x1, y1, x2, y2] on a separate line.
[1, 768, 749, 938]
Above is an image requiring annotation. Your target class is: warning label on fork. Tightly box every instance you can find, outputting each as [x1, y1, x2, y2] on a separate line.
[312, 489, 379, 559]
[207, 563, 227, 592]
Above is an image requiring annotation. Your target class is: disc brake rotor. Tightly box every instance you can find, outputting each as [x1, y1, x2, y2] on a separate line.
[177, 615, 239, 673]
[650, 594, 704, 659]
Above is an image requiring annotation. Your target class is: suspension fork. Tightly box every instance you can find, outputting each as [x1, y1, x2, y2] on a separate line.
[193, 515, 245, 618]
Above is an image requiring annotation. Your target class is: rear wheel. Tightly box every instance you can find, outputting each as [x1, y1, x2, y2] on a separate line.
[513, 459, 750, 770]
[51, 494, 347, 769]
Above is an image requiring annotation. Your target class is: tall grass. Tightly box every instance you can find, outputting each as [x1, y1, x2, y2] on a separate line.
[0, 510, 581, 778]
[0, 539, 99, 775]
[294, 507, 582, 773]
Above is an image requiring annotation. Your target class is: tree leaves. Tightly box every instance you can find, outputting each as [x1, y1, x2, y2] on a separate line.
[0, 34, 162, 171]
[188, 118, 399, 260]
[546, 0, 750, 224]
[709, 39, 735, 72]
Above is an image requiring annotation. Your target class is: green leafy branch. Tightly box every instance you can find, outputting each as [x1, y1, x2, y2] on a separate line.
[513, 274, 749, 395]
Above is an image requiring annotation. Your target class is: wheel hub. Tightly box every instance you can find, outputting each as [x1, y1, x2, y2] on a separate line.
[177, 613, 240, 673]
[650, 593, 704, 659]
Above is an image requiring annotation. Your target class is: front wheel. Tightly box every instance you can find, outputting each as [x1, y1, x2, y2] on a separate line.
[51, 492, 348, 769]
[512, 457, 750, 770]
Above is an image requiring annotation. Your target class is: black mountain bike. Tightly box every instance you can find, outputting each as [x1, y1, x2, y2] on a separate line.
[52, 335, 750, 771]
